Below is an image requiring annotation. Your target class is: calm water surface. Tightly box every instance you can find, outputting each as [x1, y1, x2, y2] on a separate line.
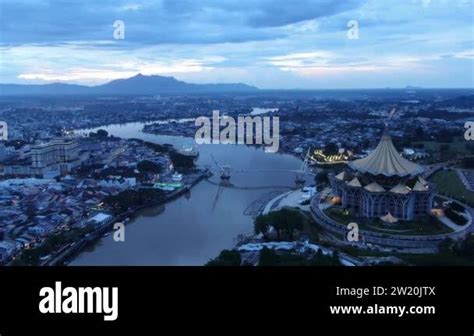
[71, 122, 310, 265]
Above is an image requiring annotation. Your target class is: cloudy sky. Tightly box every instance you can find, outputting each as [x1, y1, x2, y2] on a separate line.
[0, 0, 473, 88]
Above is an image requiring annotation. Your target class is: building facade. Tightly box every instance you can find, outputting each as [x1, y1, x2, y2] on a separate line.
[2, 138, 80, 178]
[31, 138, 79, 173]
[329, 131, 435, 221]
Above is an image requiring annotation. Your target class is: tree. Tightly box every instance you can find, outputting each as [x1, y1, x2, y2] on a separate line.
[439, 238, 455, 254]
[258, 247, 280, 266]
[206, 250, 241, 266]
[137, 160, 162, 174]
[103, 189, 166, 214]
[254, 215, 269, 236]
[308, 249, 341, 266]
[315, 171, 329, 186]
[462, 157, 474, 169]
[254, 209, 305, 241]
[169, 150, 195, 170]
[414, 127, 424, 140]
[445, 208, 467, 225]
[456, 236, 474, 257]
[323, 142, 338, 156]
[89, 129, 109, 138]
[268, 208, 304, 240]
[440, 144, 450, 152]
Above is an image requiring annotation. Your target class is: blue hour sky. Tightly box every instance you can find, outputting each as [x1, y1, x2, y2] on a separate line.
[0, 0, 473, 88]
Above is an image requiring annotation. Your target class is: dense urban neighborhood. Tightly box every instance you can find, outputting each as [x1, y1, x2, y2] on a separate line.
[0, 88, 474, 265]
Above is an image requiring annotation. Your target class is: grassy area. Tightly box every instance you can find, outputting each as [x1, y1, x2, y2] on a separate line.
[413, 137, 474, 163]
[323, 207, 452, 235]
[431, 169, 474, 206]
[414, 138, 471, 154]
[324, 207, 353, 225]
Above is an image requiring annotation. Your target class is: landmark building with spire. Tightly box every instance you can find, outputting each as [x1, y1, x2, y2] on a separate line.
[329, 130, 435, 221]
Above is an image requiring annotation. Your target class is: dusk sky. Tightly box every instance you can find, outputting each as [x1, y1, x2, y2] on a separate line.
[0, 0, 473, 88]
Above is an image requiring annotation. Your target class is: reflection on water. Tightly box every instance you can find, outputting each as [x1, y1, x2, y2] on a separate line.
[71, 121, 311, 265]
[139, 205, 166, 218]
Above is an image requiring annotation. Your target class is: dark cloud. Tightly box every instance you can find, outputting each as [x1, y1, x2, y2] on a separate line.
[0, 0, 364, 45]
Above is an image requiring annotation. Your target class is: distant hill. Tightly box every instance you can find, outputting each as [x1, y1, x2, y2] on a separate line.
[0, 73, 259, 95]
[0, 82, 91, 95]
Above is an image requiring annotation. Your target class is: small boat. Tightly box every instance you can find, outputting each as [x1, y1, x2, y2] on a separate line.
[179, 145, 199, 158]
[172, 172, 183, 182]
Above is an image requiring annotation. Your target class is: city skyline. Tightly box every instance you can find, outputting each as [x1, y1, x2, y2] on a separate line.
[0, 0, 473, 89]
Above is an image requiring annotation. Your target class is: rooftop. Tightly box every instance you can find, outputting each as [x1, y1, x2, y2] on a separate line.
[349, 132, 424, 178]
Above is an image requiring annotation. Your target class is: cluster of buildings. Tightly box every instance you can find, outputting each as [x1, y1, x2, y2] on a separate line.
[0, 135, 181, 264]
[2, 138, 83, 178]
[0, 91, 471, 263]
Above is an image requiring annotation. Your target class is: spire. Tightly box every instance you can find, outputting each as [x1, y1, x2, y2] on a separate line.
[383, 108, 396, 136]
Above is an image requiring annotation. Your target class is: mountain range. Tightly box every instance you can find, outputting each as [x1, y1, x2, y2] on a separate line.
[0, 74, 259, 95]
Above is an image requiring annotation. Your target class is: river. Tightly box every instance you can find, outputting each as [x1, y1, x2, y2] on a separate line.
[70, 121, 311, 265]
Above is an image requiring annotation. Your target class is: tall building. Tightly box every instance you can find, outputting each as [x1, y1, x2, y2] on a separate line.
[31, 138, 79, 174]
[329, 130, 435, 221]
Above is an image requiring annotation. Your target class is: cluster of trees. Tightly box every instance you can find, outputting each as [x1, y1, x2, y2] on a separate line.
[254, 208, 305, 240]
[96, 166, 137, 179]
[445, 208, 468, 226]
[140, 140, 172, 153]
[88, 129, 109, 138]
[315, 171, 329, 186]
[141, 140, 195, 170]
[169, 151, 195, 170]
[404, 110, 474, 122]
[4, 139, 29, 150]
[323, 142, 339, 156]
[259, 248, 341, 266]
[462, 157, 474, 169]
[103, 188, 166, 214]
[205, 247, 342, 266]
[206, 250, 242, 266]
[440, 236, 474, 258]
[450, 201, 465, 213]
[74, 160, 163, 181]
[137, 160, 162, 174]
[11, 226, 93, 266]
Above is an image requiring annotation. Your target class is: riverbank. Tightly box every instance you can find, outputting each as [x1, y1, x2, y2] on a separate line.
[44, 170, 211, 266]
[68, 121, 312, 265]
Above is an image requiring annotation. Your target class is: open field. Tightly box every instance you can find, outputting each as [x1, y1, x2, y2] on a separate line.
[414, 137, 474, 155]
[431, 169, 474, 206]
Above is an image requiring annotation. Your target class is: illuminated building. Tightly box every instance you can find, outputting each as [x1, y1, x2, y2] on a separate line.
[329, 130, 435, 221]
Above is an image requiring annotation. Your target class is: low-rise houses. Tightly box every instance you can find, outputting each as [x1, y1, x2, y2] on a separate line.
[0, 136, 178, 264]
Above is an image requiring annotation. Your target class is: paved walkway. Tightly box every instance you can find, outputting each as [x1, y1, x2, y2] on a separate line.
[456, 168, 474, 192]
[436, 195, 474, 233]
[262, 190, 311, 215]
